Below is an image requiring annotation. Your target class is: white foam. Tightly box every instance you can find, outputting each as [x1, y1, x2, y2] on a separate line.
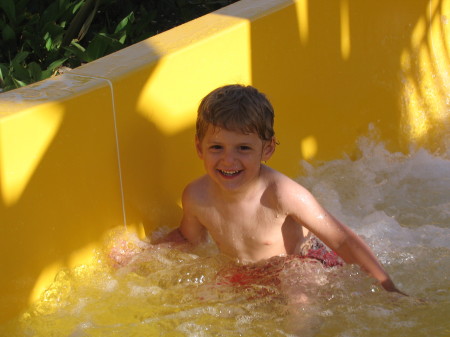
[14, 136, 449, 336]
[297, 138, 450, 257]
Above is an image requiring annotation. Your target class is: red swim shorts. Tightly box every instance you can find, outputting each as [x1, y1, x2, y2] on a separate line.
[216, 237, 343, 288]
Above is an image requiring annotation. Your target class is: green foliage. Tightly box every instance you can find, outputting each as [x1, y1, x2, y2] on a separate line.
[0, 0, 238, 92]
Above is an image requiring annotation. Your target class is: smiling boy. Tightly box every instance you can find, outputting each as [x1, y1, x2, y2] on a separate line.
[162, 84, 404, 294]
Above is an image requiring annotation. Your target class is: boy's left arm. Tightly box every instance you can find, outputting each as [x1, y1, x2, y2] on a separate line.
[282, 181, 406, 295]
[321, 217, 406, 295]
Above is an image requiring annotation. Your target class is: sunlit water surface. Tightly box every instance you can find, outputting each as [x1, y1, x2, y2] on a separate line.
[3, 138, 450, 336]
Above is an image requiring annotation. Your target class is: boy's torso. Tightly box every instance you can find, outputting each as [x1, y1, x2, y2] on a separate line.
[190, 168, 307, 263]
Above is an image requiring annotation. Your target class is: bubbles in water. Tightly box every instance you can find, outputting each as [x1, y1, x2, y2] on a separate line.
[296, 136, 450, 337]
[2, 136, 449, 337]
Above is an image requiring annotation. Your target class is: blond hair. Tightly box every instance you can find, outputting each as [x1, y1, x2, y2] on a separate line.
[196, 84, 275, 142]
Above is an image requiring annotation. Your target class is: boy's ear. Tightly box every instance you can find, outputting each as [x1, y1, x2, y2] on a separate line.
[262, 137, 276, 161]
[195, 135, 204, 159]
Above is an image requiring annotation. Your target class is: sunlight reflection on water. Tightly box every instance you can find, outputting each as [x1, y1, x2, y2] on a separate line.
[4, 137, 449, 337]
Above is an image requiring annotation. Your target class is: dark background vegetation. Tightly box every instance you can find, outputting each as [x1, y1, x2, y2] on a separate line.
[0, 0, 239, 92]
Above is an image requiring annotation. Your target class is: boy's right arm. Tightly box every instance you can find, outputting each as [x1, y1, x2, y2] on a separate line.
[155, 227, 187, 244]
[156, 184, 207, 245]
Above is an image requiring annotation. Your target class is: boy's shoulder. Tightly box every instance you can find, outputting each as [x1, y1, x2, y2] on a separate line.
[262, 165, 299, 190]
[182, 175, 210, 202]
[262, 166, 312, 204]
[186, 174, 209, 188]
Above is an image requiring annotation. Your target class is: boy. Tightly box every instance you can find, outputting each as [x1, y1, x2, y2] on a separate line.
[161, 84, 404, 295]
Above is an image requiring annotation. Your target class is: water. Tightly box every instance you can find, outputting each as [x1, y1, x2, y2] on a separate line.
[2, 137, 449, 336]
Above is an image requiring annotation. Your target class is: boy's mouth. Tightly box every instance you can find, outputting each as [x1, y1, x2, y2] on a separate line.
[217, 169, 242, 177]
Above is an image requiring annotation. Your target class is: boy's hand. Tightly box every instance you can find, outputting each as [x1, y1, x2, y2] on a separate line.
[153, 228, 188, 245]
[381, 278, 408, 296]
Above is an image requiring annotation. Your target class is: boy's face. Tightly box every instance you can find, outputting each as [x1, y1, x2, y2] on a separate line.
[195, 125, 275, 193]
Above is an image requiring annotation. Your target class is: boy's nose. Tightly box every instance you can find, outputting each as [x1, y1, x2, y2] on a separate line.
[221, 150, 236, 165]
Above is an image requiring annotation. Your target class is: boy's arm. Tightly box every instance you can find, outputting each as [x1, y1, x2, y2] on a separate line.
[155, 184, 207, 245]
[154, 227, 188, 244]
[282, 181, 405, 295]
[319, 215, 405, 294]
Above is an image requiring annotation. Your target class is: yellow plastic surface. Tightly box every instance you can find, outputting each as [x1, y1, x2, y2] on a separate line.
[0, 0, 448, 323]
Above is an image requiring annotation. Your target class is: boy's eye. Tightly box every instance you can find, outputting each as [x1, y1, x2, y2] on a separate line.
[239, 145, 252, 151]
[209, 145, 222, 150]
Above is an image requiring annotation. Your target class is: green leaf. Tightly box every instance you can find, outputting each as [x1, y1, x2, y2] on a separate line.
[1, 24, 15, 42]
[63, 43, 88, 62]
[11, 60, 30, 82]
[85, 35, 108, 61]
[114, 12, 134, 34]
[118, 32, 127, 44]
[72, 0, 85, 14]
[41, 22, 65, 51]
[12, 77, 27, 88]
[61, 0, 99, 46]
[12, 51, 29, 63]
[46, 58, 68, 72]
[40, 1, 62, 26]
[41, 69, 53, 79]
[27, 62, 42, 81]
[0, 0, 16, 23]
[0, 63, 9, 81]
[70, 40, 86, 52]
[77, 7, 97, 41]
[85, 34, 122, 61]
[45, 36, 53, 51]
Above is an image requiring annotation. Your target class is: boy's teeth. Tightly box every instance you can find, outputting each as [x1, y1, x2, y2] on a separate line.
[220, 170, 240, 176]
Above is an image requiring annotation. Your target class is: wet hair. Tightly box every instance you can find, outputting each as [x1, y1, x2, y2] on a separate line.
[196, 84, 275, 142]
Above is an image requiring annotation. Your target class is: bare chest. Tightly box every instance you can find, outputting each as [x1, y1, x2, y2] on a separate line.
[197, 202, 289, 260]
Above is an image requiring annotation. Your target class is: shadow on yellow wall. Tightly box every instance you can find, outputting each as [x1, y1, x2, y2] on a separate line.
[245, 0, 448, 175]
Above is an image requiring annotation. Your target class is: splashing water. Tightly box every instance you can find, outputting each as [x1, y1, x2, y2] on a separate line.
[2, 138, 449, 337]
[296, 137, 450, 336]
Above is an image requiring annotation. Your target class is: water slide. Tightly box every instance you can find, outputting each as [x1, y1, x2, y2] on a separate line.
[0, 0, 448, 333]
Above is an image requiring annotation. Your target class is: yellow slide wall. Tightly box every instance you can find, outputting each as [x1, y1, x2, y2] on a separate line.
[0, 0, 448, 323]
